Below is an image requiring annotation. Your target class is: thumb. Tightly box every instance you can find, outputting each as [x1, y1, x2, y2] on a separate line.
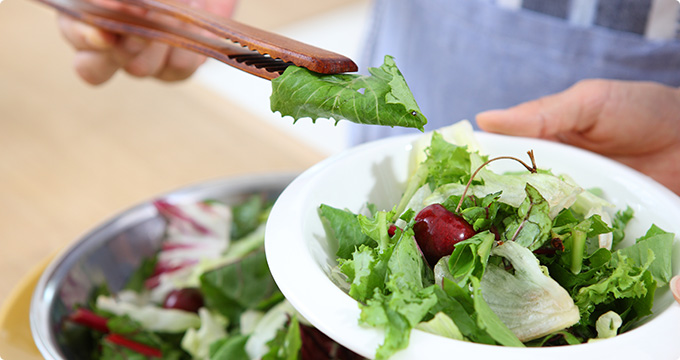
[671, 275, 680, 305]
[476, 80, 611, 140]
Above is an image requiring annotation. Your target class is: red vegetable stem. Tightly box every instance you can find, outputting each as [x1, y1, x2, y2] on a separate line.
[68, 308, 110, 333]
[104, 334, 163, 358]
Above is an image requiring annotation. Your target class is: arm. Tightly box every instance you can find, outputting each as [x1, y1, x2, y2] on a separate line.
[57, 0, 238, 85]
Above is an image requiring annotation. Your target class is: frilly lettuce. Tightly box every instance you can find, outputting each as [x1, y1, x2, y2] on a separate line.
[181, 308, 228, 359]
[270, 55, 427, 130]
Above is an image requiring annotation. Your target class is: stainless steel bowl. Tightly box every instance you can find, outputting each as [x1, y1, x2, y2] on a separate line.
[30, 173, 296, 360]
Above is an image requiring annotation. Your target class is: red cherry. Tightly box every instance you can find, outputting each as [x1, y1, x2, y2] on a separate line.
[388, 224, 399, 237]
[163, 288, 204, 313]
[413, 204, 476, 266]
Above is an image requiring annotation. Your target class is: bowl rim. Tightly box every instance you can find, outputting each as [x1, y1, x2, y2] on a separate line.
[29, 171, 299, 360]
[265, 131, 680, 360]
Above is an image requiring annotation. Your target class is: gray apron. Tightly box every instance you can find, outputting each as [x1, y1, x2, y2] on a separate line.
[349, 0, 680, 145]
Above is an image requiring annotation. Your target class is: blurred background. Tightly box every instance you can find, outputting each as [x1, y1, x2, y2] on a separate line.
[0, 0, 370, 305]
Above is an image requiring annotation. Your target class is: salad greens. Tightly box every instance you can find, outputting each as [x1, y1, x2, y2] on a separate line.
[63, 195, 364, 360]
[270, 55, 427, 130]
[318, 121, 675, 359]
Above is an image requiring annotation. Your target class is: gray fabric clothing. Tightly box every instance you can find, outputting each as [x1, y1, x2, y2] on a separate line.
[348, 0, 680, 145]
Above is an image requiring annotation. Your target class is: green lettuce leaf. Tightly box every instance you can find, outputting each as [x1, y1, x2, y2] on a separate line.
[210, 335, 250, 360]
[262, 316, 302, 360]
[423, 132, 473, 189]
[447, 231, 495, 286]
[230, 195, 270, 240]
[270, 55, 427, 130]
[415, 312, 464, 340]
[340, 244, 392, 303]
[611, 206, 634, 248]
[357, 229, 437, 359]
[200, 250, 283, 324]
[502, 184, 553, 251]
[617, 224, 674, 283]
[574, 251, 656, 325]
[318, 204, 373, 260]
[357, 210, 396, 252]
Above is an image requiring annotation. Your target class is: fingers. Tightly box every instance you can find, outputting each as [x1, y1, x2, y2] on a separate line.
[205, 0, 238, 17]
[58, 15, 116, 51]
[476, 79, 612, 140]
[73, 51, 120, 85]
[156, 48, 206, 81]
[123, 41, 170, 77]
[671, 275, 680, 305]
[57, 0, 234, 84]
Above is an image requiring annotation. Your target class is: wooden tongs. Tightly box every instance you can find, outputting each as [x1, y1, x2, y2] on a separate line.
[35, 0, 358, 80]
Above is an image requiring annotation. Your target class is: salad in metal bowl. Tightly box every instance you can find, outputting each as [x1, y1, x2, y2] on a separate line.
[60, 194, 363, 360]
[317, 121, 675, 359]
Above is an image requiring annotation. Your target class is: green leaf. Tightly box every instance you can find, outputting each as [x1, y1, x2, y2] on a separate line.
[469, 277, 525, 347]
[124, 255, 158, 293]
[438, 279, 496, 345]
[503, 184, 552, 250]
[262, 316, 302, 360]
[357, 210, 395, 251]
[415, 312, 464, 340]
[359, 292, 413, 360]
[526, 331, 583, 346]
[340, 245, 391, 302]
[102, 315, 188, 360]
[231, 195, 270, 240]
[618, 225, 674, 283]
[611, 206, 634, 248]
[480, 242, 579, 342]
[447, 231, 495, 285]
[210, 335, 250, 360]
[456, 192, 504, 232]
[574, 251, 656, 322]
[200, 250, 282, 323]
[270, 55, 427, 130]
[318, 204, 373, 259]
[387, 233, 427, 291]
[423, 132, 473, 189]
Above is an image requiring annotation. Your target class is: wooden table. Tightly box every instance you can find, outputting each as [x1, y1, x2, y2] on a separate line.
[0, 0, 361, 305]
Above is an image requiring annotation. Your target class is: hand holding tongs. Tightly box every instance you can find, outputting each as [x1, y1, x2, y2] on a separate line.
[35, 0, 358, 80]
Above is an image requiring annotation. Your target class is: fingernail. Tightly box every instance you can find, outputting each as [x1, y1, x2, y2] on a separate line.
[76, 22, 113, 50]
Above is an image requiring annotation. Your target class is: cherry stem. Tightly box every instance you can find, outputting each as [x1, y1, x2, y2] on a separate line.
[455, 150, 537, 213]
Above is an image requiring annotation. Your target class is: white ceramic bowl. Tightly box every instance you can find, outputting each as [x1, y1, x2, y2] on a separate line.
[265, 131, 680, 360]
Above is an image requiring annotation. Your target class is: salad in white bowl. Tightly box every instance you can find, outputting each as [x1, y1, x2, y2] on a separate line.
[265, 121, 680, 360]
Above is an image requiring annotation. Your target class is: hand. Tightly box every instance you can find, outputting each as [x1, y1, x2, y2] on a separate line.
[672, 275, 680, 305]
[57, 0, 238, 85]
[476, 79, 680, 194]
